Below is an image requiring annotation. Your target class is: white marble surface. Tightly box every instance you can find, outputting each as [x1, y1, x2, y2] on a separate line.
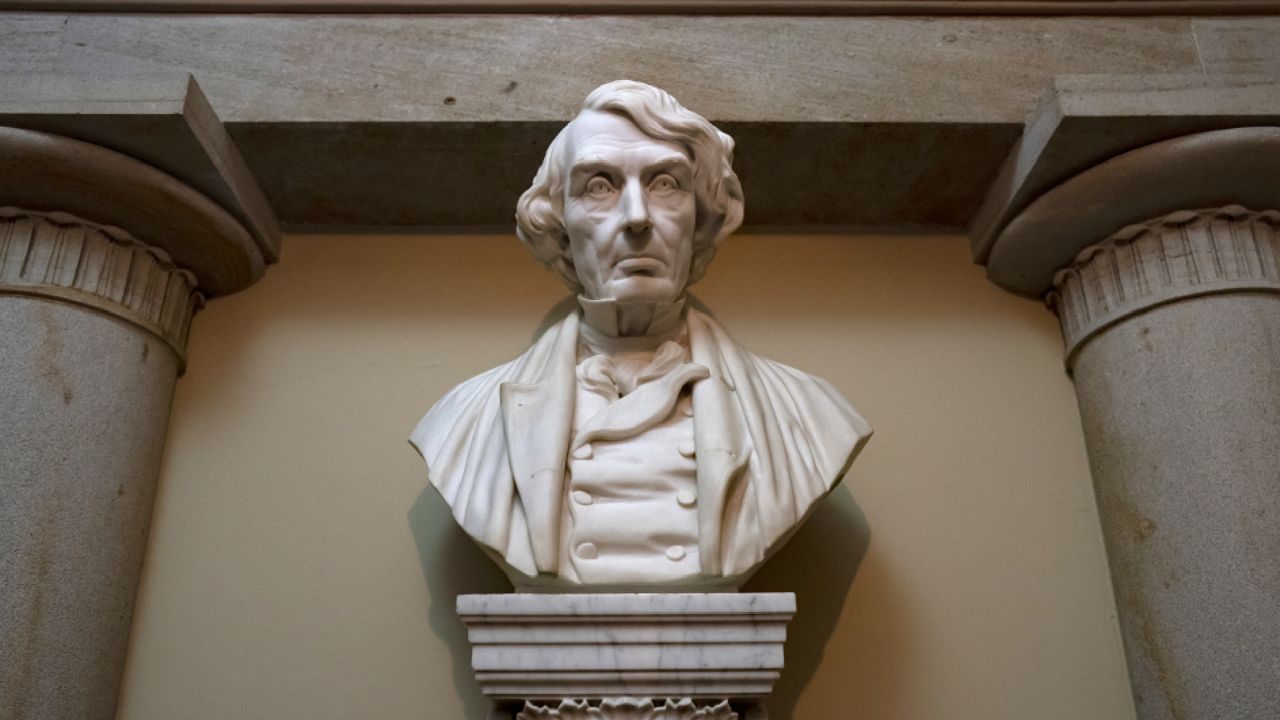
[411, 81, 870, 590]
[515, 698, 739, 720]
[457, 593, 795, 702]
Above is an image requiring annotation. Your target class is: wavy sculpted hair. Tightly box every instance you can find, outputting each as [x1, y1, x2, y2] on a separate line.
[515, 80, 745, 294]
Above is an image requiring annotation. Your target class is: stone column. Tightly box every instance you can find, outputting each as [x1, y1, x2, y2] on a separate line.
[0, 128, 264, 720]
[1053, 207, 1280, 719]
[984, 128, 1280, 719]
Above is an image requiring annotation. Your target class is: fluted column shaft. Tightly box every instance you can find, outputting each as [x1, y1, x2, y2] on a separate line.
[1050, 207, 1280, 719]
[0, 209, 202, 720]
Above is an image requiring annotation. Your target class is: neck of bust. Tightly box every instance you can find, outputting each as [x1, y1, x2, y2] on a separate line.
[578, 295, 686, 355]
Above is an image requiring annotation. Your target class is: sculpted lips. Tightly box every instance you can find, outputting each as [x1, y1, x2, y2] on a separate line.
[615, 256, 664, 276]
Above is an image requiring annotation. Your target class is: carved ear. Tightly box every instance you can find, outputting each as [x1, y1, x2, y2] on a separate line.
[696, 212, 726, 248]
[552, 241, 583, 293]
[686, 211, 726, 284]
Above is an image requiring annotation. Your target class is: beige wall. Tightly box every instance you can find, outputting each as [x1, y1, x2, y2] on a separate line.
[117, 232, 1135, 720]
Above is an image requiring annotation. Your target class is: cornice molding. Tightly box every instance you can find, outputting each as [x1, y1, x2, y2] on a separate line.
[0, 207, 203, 365]
[986, 127, 1280, 297]
[0, 0, 1277, 13]
[1050, 206, 1280, 368]
[0, 127, 263, 298]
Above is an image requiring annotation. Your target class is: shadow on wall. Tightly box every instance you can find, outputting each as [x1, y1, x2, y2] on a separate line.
[743, 486, 872, 720]
[408, 489, 512, 720]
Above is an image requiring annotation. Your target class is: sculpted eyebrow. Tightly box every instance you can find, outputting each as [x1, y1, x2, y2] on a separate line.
[570, 161, 618, 178]
[647, 157, 693, 174]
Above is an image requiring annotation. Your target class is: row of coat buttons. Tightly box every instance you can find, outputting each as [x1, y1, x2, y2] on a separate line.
[574, 542, 688, 562]
[570, 489, 697, 508]
[571, 440, 696, 461]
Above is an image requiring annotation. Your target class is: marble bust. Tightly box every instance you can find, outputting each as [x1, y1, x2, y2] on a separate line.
[410, 80, 871, 590]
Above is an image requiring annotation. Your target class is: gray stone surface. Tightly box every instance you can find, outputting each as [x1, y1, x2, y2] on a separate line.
[977, 88, 1280, 716]
[6, 13, 1256, 231]
[0, 208, 204, 365]
[1071, 291, 1280, 720]
[1050, 207, 1280, 365]
[0, 73, 281, 262]
[0, 14, 1200, 124]
[1193, 18, 1280, 75]
[986, 127, 1280, 296]
[235, 120, 1020, 231]
[970, 74, 1280, 266]
[0, 126, 262, 297]
[0, 130, 257, 719]
[0, 0, 1276, 13]
[0, 295, 180, 720]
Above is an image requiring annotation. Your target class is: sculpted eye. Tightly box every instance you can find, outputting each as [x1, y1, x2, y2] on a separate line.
[650, 174, 679, 194]
[586, 176, 614, 197]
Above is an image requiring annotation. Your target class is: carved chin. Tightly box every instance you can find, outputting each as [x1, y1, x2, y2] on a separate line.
[604, 276, 682, 303]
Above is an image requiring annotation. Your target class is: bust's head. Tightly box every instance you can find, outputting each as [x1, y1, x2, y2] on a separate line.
[516, 81, 744, 303]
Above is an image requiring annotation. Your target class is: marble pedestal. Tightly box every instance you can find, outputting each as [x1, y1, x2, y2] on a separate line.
[456, 593, 796, 720]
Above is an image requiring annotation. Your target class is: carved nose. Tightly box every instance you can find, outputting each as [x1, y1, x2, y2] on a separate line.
[621, 181, 652, 234]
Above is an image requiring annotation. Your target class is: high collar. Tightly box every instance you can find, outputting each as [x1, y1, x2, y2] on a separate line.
[578, 295, 687, 355]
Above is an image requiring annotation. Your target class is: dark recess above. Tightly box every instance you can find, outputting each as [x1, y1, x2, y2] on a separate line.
[227, 121, 1022, 233]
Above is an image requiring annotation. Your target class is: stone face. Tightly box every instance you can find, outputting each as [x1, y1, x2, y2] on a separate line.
[457, 593, 795, 703]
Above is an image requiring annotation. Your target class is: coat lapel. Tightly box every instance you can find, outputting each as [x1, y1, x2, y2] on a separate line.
[499, 313, 578, 574]
[687, 311, 751, 576]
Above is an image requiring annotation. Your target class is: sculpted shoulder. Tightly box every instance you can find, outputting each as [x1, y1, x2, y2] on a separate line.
[408, 314, 577, 540]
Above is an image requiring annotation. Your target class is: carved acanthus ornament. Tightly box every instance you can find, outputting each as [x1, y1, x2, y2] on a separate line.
[0, 207, 203, 365]
[1049, 206, 1280, 367]
[516, 698, 738, 720]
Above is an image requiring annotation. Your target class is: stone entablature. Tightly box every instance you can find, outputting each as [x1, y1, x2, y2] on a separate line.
[2, 0, 1275, 14]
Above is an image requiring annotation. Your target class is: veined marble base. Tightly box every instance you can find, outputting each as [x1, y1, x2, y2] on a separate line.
[456, 593, 795, 720]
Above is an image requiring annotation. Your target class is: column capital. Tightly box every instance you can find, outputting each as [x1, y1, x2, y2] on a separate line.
[1049, 205, 1280, 368]
[984, 125, 1280, 298]
[0, 125, 264, 298]
[0, 208, 203, 365]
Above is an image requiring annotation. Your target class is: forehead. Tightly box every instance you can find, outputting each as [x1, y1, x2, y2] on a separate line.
[564, 110, 689, 166]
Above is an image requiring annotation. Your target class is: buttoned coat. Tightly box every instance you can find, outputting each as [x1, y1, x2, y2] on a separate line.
[409, 308, 871, 588]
